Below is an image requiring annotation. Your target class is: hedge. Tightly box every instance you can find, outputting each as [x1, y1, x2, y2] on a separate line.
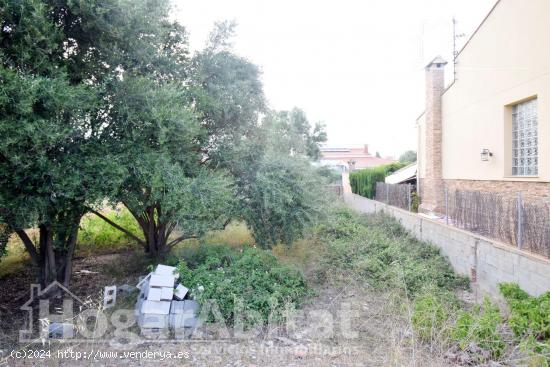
[349, 163, 405, 199]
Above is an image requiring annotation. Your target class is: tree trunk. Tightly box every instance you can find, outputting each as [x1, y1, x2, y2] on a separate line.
[138, 205, 171, 258]
[93, 203, 198, 259]
[16, 212, 83, 291]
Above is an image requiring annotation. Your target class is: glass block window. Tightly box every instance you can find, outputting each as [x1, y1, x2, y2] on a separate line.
[512, 99, 538, 176]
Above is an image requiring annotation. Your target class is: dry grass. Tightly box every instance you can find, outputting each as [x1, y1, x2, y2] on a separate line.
[204, 222, 255, 248]
[0, 234, 31, 279]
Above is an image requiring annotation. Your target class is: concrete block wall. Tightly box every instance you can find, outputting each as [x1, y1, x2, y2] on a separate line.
[343, 192, 550, 299]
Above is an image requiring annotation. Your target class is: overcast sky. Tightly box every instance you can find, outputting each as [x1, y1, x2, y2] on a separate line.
[175, 0, 497, 158]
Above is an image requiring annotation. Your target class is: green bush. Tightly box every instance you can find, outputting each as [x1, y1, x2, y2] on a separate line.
[241, 155, 328, 249]
[412, 292, 449, 341]
[411, 191, 420, 213]
[499, 283, 550, 340]
[77, 208, 142, 255]
[349, 163, 405, 199]
[499, 283, 550, 363]
[451, 298, 506, 359]
[176, 245, 311, 326]
[315, 165, 342, 185]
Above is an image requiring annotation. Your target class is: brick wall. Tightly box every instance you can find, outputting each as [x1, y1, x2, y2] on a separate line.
[419, 58, 447, 213]
[444, 179, 550, 204]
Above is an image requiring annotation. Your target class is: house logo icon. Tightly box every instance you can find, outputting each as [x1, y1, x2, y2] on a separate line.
[19, 281, 87, 343]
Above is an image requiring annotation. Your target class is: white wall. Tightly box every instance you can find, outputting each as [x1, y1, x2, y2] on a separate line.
[441, 0, 550, 182]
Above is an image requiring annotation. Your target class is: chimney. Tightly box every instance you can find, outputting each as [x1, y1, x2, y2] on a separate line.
[363, 144, 369, 155]
[419, 56, 447, 213]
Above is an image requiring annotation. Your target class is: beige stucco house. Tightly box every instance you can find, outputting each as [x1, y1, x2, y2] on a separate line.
[417, 0, 550, 213]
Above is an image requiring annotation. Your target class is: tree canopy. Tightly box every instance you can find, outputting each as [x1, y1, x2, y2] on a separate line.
[0, 0, 329, 288]
[399, 150, 417, 164]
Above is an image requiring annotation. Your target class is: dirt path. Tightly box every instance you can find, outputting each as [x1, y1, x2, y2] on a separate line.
[8, 286, 449, 366]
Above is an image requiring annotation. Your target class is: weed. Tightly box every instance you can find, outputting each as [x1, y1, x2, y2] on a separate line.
[451, 298, 506, 360]
[499, 283, 550, 364]
[314, 209, 469, 298]
[176, 245, 311, 326]
[499, 283, 549, 340]
[410, 286, 463, 344]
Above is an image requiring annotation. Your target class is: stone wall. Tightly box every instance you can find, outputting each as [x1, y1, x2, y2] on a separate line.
[344, 192, 550, 300]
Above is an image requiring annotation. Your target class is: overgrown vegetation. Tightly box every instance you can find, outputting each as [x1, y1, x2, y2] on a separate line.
[308, 207, 548, 364]
[77, 208, 142, 256]
[240, 155, 329, 249]
[349, 163, 405, 198]
[451, 298, 506, 360]
[313, 207, 469, 296]
[175, 245, 311, 326]
[0, 0, 327, 286]
[315, 166, 342, 185]
[500, 283, 550, 364]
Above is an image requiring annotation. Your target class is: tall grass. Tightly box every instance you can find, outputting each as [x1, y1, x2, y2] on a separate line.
[0, 236, 31, 278]
[77, 207, 143, 256]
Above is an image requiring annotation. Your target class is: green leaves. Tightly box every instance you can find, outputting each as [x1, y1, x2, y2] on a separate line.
[499, 283, 550, 343]
[349, 162, 405, 199]
[259, 108, 327, 161]
[1, 0, 329, 277]
[177, 245, 311, 326]
[451, 298, 506, 359]
[240, 154, 328, 249]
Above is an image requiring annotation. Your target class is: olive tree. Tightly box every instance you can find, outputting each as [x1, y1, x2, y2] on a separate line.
[92, 76, 236, 257]
[0, 0, 173, 285]
[0, 0, 126, 286]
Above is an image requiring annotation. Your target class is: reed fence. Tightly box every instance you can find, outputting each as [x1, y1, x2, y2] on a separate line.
[371, 183, 550, 258]
[375, 182, 412, 211]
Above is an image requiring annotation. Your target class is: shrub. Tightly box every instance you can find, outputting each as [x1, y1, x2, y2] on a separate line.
[314, 207, 367, 240]
[349, 163, 405, 199]
[315, 165, 342, 185]
[499, 283, 550, 363]
[451, 298, 506, 359]
[315, 210, 469, 297]
[176, 245, 311, 326]
[412, 291, 452, 342]
[77, 207, 142, 255]
[411, 191, 420, 213]
[499, 283, 550, 340]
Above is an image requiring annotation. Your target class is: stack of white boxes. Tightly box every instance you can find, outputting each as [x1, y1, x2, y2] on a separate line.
[135, 264, 199, 338]
[169, 299, 200, 339]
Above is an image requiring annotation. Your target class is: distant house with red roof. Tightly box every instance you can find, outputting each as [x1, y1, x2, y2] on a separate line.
[319, 144, 395, 171]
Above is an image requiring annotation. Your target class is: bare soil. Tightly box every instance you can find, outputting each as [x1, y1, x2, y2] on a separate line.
[1, 252, 463, 367]
[0, 251, 147, 352]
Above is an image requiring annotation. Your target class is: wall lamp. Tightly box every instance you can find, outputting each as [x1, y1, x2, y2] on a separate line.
[480, 149, 493, 161]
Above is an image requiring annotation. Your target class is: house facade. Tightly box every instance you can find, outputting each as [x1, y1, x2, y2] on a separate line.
[417, 0, 550, 213]
[320, 144, 395, 171]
